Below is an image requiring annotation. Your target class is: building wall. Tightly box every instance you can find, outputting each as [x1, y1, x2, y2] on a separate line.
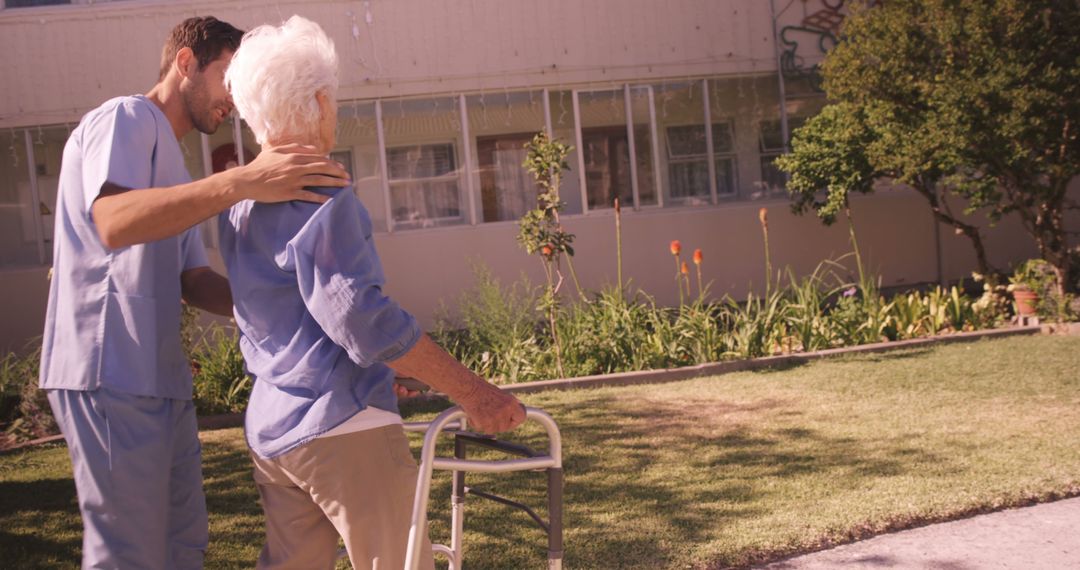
[0, 0, 1068, 353]
[0, 0, 793, 128]
[364, 189, 1048, 332]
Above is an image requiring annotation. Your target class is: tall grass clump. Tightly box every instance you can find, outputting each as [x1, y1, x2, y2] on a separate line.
[433, 265, 547, 384]
[190, 326, 250, 415]
[0, 340, 54, 446]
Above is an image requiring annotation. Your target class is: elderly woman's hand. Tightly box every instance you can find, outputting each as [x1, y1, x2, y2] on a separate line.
[231, 143, 350, 204]
[456, 382, 527, 435]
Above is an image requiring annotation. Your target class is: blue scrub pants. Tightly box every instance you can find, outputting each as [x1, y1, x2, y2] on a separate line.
[47, 388, 209, 569]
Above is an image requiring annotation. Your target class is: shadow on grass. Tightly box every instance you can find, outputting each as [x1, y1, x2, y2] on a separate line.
[0, 477, 82, 567]
[743, 346, 939, 378]
[199, 439, 265, 567]
[841, 346, 935, 363]
[432, 389, 956, 569]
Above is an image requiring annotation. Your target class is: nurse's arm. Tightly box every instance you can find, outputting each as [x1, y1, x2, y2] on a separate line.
[180, 266, 233, 317]
[92, 144, 348, 249]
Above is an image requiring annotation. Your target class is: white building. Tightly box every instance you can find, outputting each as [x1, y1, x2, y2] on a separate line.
[0, 0, 1045, 352]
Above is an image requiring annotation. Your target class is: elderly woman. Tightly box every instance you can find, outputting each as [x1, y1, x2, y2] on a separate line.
[220, 16, 525, 570]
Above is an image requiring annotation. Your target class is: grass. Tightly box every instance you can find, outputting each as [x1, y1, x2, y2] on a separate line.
[2, 334, 1079, 569]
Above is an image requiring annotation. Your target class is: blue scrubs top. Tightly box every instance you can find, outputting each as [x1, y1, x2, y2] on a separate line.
[218, 187, 420, 459]
[40, 95, 209, 400]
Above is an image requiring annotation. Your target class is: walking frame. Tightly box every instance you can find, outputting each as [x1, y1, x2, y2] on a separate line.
[402, 406, 564, 570]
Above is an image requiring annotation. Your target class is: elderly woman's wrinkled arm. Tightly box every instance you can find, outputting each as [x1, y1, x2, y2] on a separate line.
[387, 333, 526, 435]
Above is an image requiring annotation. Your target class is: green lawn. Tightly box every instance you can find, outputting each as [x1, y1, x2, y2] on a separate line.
[2, 334, 1079, 569]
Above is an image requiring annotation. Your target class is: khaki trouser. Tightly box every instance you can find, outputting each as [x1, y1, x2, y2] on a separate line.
[250, 424, 435, 570]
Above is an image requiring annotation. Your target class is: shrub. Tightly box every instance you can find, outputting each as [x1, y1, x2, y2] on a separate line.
[784, 262, 843, 351]
[557, 287, 668, 376]
[1, 340, 56, 445]
[725, 289, 789, 359]
[433, 264, 546, 384]
[190, 326, 250, 415]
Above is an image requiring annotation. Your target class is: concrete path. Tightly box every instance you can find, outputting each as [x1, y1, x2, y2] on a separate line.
[756, 497, 1080, 570]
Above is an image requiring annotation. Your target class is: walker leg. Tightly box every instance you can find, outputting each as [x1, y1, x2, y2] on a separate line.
[547, 467, 564, 570]
[450, 437, 467, 570]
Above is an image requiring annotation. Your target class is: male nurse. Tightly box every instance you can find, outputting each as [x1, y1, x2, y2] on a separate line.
[39, 16, 350, 569]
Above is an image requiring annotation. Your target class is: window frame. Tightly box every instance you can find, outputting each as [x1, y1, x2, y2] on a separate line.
[474, 132, 540, 224]
[384, 140, 466, 230]
[664, 121, 739, 204]
[757, 116, 806, 197]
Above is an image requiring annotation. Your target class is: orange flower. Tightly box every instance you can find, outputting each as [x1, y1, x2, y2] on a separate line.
[681, 261, 689, 275]
[758, 207, 768, 228]
[693, 248, 703, 265]
[541, 244, 554, 257]
[670, 240, 682, 256]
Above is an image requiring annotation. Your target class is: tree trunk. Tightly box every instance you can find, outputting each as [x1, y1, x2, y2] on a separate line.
[1018, 181, 1073, 296]
[912, 183, 995, 280]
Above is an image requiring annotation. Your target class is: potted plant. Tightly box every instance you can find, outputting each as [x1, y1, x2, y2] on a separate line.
[1008, 259, 1055, 316]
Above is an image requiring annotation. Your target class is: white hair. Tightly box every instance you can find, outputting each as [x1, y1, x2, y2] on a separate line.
[225, 15, 338, 145]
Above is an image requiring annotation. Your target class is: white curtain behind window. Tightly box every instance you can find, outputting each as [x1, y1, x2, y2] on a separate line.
[491, 146, 533, 221]
[387, 144, 462, 229]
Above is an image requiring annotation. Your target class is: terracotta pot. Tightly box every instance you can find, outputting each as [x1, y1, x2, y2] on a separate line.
[1013, 288, 1039, 316]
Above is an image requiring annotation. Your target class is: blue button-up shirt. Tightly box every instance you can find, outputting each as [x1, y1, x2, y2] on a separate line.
[218, 187, 420, 458]
[40, 95, 208, 399]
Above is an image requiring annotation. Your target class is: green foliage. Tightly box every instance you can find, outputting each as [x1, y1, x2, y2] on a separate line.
[0, 341, 54, 445]
[557, 287, 661, 375]
[725, 290, 789, 359]
[784, 264, 839, 352]
[0, 352, 27, 428]
[190, 326, 250, 415]
[181, 304, 200, 360]
[781, 0, 1080, 285]
[1009, 258, 1079, 321]
[433, 265, 547, 384]
[517, 131, 579, 377]
[517, 131, 575, 259]
[776, 104, 878, 225]
[1009, 259, 1056, 292]
[672, 294, 731, 365]
[438, 255, 1017, 383]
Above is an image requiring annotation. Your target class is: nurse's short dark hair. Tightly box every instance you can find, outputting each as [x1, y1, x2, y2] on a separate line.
[158, 16, 244, 81]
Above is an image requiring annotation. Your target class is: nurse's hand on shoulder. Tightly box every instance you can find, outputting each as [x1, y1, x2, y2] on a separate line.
[458, 381, 526, 435]
[230, 143, 351, 204]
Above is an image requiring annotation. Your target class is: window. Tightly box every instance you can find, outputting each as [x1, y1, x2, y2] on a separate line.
[1, 129, 40, 267]
[29, 127, 68, 262]
[336, 101, 386, 231]
[758, 117, 806, 197]
[476, 134, 536, 223]
[580, 125, 655, 210]
[380, 96, 465, 231]
[576, 89, 655, 211]
[386, 143, 463, 229]
[581, 126, 630, 210]
[666, 122, 737, 204]
[465, 91, 548, 223]
[330, 150, 355, 180]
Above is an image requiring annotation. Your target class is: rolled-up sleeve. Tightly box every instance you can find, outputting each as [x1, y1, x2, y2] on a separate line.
[181, 225, 209, 270]
[287, 191, 420, 367]
[80, 99, 157, 216]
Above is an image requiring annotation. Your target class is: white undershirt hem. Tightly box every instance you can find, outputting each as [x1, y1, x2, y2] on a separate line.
[318, 406, 403, 439]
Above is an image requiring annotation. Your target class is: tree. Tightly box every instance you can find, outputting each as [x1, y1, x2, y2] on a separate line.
[518, 131, 576, 378]
[779, 0, 1080, 293]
